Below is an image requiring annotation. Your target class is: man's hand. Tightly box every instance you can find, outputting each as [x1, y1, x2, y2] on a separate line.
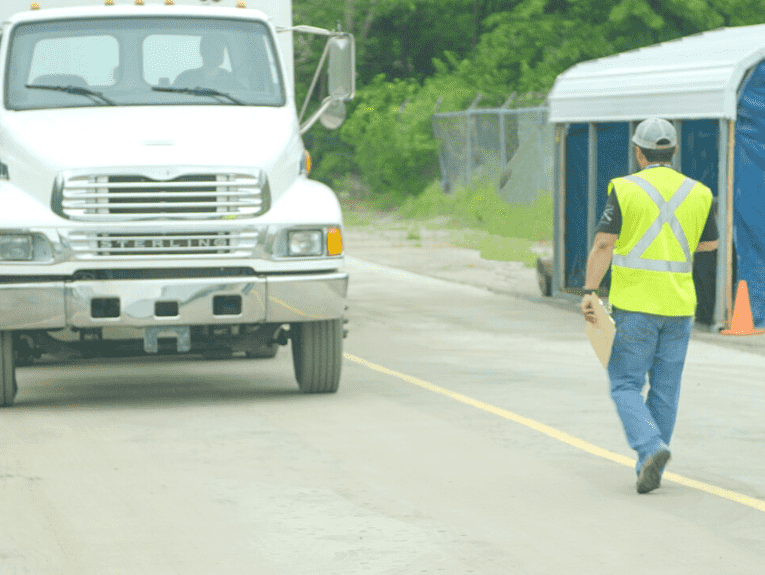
[581, 294, 597, 323]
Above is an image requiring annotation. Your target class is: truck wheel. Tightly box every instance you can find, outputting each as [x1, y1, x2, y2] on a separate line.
[1, 332, 17, 408]
[291, 320, 342, 393]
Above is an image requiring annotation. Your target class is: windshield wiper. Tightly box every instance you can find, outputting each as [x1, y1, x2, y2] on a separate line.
[25, 84, 115, 106]
[152, 86, 245, 106]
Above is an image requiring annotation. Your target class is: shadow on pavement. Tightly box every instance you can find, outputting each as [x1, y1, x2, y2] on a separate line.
[12, 356, 304, 409]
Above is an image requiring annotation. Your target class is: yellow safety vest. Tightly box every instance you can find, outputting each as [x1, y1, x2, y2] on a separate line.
[608, 166, 713, 316]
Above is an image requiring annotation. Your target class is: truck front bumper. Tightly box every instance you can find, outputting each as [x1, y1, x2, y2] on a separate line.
[0, 272, 348, 331]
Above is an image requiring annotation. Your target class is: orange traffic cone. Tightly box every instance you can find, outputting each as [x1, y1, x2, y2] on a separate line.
[721, 280, 764, 335]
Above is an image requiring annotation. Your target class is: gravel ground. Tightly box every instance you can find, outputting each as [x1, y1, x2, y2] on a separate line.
[343, 224, 765, 357]
[343, 225, 550, 300]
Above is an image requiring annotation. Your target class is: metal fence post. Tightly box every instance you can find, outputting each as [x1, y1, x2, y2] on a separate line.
[499, 110, 506, 174]
[714, 119, 733, 332]
[553, 123, 565, 294]
[587, 123, 599, 251]
[465, 111, 472, 186]
[431, 99, 448, 191]
[672, 120, 683, 171]
[499, 94, 515, 174]
[465, 95, 482, 186]
[536, 109, 545, 198]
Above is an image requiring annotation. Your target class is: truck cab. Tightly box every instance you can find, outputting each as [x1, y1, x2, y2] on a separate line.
[0, 0, 355, 406]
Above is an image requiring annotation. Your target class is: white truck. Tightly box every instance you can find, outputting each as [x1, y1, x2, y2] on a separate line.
[0, 0, 355, 406]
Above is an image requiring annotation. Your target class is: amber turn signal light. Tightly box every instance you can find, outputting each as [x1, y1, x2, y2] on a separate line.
[327, 227, 343, 256]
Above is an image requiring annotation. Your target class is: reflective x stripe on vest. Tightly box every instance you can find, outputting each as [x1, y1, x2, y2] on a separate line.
[611, 175, 696, 274]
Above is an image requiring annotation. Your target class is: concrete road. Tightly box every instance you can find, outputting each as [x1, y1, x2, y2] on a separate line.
[2, 256, 764, 574]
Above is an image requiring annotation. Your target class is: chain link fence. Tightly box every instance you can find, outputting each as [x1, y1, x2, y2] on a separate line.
[432, 103, 553, 204]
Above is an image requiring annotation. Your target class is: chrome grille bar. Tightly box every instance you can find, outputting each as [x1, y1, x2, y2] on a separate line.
[58, 171, 269, 221]
[61, 212, 261, 221]
[64, 191, 260, 199]
[63, 200, 263, 210]
[64, 180, 261, 190]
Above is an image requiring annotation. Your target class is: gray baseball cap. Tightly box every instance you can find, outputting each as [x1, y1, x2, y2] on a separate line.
[632, 117, 677, 150]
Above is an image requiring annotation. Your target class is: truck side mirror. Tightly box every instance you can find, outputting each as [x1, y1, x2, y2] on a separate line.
[327, 35, 354, 101]
[292, 28, 355, 134]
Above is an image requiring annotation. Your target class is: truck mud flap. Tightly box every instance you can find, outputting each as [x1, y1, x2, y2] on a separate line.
[143, 326, 191, 354]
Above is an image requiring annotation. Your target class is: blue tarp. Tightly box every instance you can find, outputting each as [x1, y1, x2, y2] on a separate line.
[596, 123, 629, 289]
[564, 123, 628, 289]
[734, 61, 765, 328]
[681, 120, 719, 324]
[564, 124, 588, 288]
[596, 123, 629, 208]
[681, 120, 719, 194]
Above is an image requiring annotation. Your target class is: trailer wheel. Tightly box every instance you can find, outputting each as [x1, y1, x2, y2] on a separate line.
[291, 320, 342, 393]
[1, 332, 17, 408]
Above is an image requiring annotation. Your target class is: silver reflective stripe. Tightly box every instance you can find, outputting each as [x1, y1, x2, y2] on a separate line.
[612, 175, 695, 274]
[612, 254, 691, 273]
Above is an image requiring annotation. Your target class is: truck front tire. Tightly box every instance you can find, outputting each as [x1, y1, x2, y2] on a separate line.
[1, 332, 17, 407]
[291, 320, 342, 393]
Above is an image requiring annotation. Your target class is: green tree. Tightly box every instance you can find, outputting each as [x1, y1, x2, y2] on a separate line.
[295, 0, 765, 201]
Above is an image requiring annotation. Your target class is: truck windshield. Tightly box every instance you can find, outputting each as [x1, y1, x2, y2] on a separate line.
[5, 17, 285, 110]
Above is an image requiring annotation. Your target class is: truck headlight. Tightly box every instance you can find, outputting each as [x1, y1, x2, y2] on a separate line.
[0, 234, 34, 260]
[288, 230, 323, 256]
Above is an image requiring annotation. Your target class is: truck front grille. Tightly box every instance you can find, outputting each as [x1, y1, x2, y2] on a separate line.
[66, 230, 259, 259]
[56, 171, 269, 221]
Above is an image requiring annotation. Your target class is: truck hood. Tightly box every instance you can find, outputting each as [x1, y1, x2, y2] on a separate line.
[5, 106, 296, 168]
[2, 105, 302, 209]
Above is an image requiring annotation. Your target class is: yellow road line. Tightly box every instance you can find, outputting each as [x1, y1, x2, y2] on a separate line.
[344, 352, 765, 514]
[268, 296, 320, 320]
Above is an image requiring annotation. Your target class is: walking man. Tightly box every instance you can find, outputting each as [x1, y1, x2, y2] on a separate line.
[581, 117, 719, 494]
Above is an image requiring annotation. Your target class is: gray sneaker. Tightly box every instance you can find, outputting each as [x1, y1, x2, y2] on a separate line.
[636, 447, 671, 494]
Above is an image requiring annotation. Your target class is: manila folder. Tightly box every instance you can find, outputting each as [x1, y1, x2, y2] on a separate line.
[585, 297, 615, 369]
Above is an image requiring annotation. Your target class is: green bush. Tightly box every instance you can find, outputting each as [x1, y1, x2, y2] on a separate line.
[336, 75, 440, 202]
[302, 0, 756, 208]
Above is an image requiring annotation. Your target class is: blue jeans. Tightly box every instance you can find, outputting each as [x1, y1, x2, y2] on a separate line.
[607, 308, 693, 474]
